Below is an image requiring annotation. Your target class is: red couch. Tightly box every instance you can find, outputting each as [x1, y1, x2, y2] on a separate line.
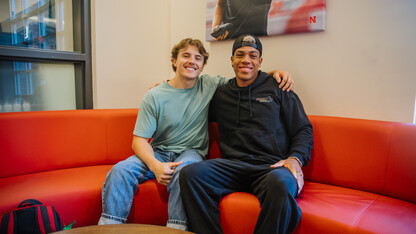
[0, 109, 415, 233]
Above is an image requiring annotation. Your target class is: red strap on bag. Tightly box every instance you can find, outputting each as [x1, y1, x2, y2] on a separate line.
[37, 206, 46, 234]
[46, 206, 56, 232]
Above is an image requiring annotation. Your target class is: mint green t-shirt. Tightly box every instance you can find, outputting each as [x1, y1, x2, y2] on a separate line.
[133, 74, 228, 156]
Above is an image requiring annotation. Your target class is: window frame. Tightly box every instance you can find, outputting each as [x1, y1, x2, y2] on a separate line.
[0, 0, 92, 110]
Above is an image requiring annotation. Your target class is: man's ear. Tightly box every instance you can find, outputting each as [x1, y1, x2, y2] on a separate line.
[230, 56, 234, 66]
[259, 57, 263, 67]
[172, 59, 177, 69]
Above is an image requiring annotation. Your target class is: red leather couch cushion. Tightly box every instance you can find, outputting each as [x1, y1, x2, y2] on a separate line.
[384, 123, 416, 203]
[305, 116, 394, 194]
[306, 116, 416, 203]
[0, 109, 136, 178]
[208, 122, 221, 159]
[0, 165, 112, 227]
[0, 109, 138, 228]
[105, 109, 137, 164]
[0, 110, 107, 177]
[130, 180, 169, 225]
[353, 196, 416, 234]
[220, 182, 416, 234]
[295, 182, 416, 234]
[219, 192, 260, 234]
[1, 110, 415, 233]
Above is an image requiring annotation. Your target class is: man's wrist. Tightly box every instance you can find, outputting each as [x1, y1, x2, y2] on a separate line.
[288, 156, 302, 167]
[147, 160, 161, 173]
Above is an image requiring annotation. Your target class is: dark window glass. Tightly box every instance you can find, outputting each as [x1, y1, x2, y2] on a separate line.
[0, 60, 77, 112]
[0, 0, 80, 52]
[0, 0, 91, 113]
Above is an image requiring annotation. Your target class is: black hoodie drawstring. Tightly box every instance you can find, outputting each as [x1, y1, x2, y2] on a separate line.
[236, 87, 253, 124]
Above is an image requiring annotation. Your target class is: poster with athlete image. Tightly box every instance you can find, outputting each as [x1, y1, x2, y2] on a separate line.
[206, 0, 326, 41]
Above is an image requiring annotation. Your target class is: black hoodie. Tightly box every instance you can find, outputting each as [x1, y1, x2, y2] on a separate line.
[209, 71, 313, 166]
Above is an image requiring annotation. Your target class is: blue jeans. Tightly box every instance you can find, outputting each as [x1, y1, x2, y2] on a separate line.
[98, 148, 203, 230]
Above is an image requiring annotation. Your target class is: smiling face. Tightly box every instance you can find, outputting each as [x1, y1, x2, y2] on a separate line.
[231, 46, 263, 87]
[172, 45, 205, 80]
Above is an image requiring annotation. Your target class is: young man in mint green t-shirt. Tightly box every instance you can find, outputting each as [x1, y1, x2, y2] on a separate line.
[98, 38, 294, 230]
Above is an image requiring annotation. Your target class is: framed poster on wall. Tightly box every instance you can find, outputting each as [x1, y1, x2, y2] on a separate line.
[206, 0, 326, 41]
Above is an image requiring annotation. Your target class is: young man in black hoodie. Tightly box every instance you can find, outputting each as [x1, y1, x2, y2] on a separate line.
[180, 34, 313, 234]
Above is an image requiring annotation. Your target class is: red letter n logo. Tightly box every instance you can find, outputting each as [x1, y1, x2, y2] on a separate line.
[309, 16, 316, 23]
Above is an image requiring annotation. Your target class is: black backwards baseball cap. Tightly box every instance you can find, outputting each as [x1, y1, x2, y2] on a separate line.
[232, 34, 263, 56]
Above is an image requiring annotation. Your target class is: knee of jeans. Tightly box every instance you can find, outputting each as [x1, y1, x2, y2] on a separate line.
[177, 160, 201, 171]
[109, 162, 124, 176]
[179, 163, 201, 179]
[268, 170, 296, 194]
[108, 160, 135, 181]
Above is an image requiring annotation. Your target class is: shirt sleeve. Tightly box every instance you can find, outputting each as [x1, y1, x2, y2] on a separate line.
[133, 94, 157, 138]
[216, 75, 229, 87]
[201, 74, 229, 87]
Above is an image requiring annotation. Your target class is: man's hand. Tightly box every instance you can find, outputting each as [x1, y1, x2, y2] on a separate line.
[267, 70, 295, 92]
[147, 81, 166, 92]
[150, 161, 183, 186]
[211, 24, 230, 40]
[214, 30, 229, 41]
[270, 158, 304, 195]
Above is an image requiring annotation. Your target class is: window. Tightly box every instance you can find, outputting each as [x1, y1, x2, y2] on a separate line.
[0, 0, 91, 112]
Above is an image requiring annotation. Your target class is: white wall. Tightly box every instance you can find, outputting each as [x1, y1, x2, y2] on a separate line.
[92, 0, 171, 109]
[92, 0, 416, 123]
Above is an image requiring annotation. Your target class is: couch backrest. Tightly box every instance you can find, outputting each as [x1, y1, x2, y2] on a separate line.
[208, 122, 221, 159]
[0, 109, 137, 178]
[378, 122, 416, 204]
[304, 116, 416, 204]
[2, 110, 414, 203]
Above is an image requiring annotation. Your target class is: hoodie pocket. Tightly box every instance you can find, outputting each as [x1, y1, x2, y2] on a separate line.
[226, 130, 282, 157]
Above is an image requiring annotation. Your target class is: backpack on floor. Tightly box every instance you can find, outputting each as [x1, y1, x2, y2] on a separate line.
[0, 199, 65, 234]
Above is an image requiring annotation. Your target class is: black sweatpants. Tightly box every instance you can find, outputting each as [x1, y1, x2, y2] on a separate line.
[179, 158, 301, 234]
